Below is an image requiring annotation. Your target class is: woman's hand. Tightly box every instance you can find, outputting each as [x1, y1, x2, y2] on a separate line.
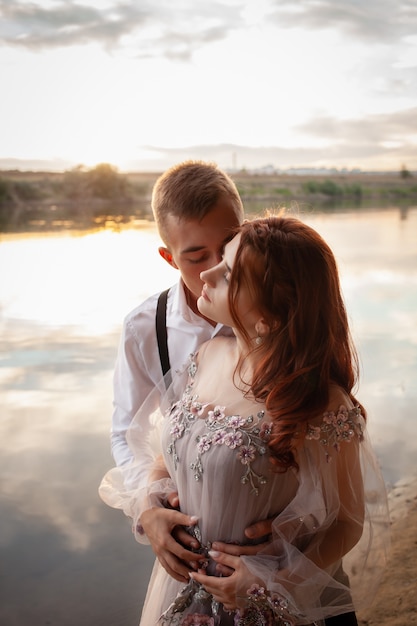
[140, 505, 202, 582]
[210, 531, 272, 576]
[190, 550, 263, 611]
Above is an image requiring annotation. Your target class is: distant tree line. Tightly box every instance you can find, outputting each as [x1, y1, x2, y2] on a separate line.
[300, 179, 363, 200]
[1, 163, 416, 233]
[0, 163, 153, 231]
[62, 163, 130, 200]
[0, 163, 130, 205]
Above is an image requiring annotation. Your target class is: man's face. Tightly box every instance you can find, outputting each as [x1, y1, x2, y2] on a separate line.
[159, 197, 242, 312]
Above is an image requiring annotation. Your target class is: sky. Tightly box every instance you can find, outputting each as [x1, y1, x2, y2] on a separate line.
[0, 0, 416, 173]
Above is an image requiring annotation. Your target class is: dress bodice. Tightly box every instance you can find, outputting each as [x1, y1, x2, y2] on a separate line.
[161, 353, 365, 549]
[161, 353, 300, 546]
[99, 346, 390, 626]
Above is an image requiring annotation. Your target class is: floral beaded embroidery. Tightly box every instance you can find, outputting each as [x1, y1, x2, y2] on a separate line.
[305, 404, 364, 461]
[235, 583, 298, 625]
[166, 355, 273, 495]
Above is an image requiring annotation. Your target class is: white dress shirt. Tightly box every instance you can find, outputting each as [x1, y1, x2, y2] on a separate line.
[111, 278, 233, 470]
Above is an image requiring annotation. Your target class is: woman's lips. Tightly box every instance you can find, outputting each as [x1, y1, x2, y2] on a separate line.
[201, 286, 211, 302]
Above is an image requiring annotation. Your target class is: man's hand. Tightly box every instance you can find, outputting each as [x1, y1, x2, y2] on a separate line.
[165, 491, 203, 550]
[166, 491, 180, 509]
[150, 490, 273, 582]
[140, 505, 202, 582]
[244, 517, 273, 541]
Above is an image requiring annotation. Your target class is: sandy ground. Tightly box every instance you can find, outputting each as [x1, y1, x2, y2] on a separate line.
[357, 475, 417, 625]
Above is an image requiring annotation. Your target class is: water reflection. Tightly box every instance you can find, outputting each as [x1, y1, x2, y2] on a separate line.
[1, 226, 177, 332]
[0, 208, 416, 625]
[0, 325, 155, 625]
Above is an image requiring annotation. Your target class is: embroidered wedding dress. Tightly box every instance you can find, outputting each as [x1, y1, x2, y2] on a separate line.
[99, 339, 389, 625]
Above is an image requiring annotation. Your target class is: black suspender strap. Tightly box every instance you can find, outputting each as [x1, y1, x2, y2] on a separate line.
[156, 288, 171, 383]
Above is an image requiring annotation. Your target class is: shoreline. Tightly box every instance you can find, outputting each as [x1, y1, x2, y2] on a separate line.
[357, 474, 417, 625]
[2, 169, 416, 235]
[386, 474, 417, 523]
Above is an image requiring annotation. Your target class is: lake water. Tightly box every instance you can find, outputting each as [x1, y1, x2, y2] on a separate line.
[1, 206, 416, 625]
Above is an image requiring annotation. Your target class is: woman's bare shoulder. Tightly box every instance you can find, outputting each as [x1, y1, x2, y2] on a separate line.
[327, 383, 355, 412]
[304, 385, 359, 431]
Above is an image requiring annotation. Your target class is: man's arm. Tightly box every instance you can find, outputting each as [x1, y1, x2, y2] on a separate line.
[111, 304, 162, 469]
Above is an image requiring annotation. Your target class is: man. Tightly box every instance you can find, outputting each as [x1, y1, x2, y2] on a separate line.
[111, 160, 261, 581]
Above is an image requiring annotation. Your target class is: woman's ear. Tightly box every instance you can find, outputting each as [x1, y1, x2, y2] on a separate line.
[255, 318, 270, 339]
[158, 247, 179, 270]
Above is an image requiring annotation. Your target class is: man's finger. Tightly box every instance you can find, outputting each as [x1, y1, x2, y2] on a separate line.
[244, 517, 273, 539]
[211, 540, 268, 556]
[166, 491, 180, 509]
[172, 526, 200, 549]
[159, 554, 191, 583]
[215, 563, 234, 577]
[164, 535, 202, 562]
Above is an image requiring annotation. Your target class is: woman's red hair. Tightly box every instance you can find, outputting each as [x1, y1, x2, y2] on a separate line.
[228, 215, 362, 471]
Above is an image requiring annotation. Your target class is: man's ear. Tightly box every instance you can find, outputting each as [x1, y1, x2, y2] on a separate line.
[158, 247, 179, 270]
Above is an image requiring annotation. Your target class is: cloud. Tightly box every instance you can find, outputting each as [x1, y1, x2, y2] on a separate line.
[135, 106, 417, 171]
[268, 0, 417, 43]
[0, 1, 149, 50]
[0, 0, 415, 63]
[296, 106, 417, 145]
[0, 0, 245, 57]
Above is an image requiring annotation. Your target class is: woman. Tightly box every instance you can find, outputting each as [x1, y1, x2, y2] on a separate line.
[100, 215, 389, 625]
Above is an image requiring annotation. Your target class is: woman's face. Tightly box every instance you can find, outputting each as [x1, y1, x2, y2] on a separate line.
[198, 233, 261, 333]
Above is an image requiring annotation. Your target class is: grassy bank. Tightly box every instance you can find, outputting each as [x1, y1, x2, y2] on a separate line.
[1, 166, 416, 232]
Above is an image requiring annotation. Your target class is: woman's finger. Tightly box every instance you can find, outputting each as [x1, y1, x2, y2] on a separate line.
[208, 549, 240, 569]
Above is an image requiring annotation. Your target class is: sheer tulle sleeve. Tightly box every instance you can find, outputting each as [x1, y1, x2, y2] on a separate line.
[237, 407, 390, 624]
[100, 345, 390, 624]
[99, 368, 187, 545]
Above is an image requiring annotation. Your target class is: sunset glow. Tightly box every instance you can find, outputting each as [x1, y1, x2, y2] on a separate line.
[0, 0, 416, 173]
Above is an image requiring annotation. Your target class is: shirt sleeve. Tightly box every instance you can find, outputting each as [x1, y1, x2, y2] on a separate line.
[99, 357, 190, 545]
[110, 299, 164, 468]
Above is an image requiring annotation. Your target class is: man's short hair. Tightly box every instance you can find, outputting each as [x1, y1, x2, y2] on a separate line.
[151, 160, 244, 244]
